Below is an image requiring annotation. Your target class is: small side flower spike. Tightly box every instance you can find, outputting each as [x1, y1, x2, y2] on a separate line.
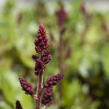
[19, 77, 35, 96]
[41, 87, 54, 105]
[44, 73, 64, 88]
[16, 100, 23, 109]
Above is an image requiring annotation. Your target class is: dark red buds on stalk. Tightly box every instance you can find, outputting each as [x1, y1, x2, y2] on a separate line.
[41, 87, 54, 105]
[33, 24, 52, 76]
[41, 73, 64, 105]
[32, 55, 39, 61]
[35, 58, 46, 75]
[41, 50, 52, 64]
[80, 3, 87, 16]
[16, 100, 23, 109]
[18, 24, 64, 109]
[35, 24, 49, 53]
[56, 6, 67, 27]
[19, 77, 35, 96]
[80, 3, 92, 19]
[44, 73, 64, 88]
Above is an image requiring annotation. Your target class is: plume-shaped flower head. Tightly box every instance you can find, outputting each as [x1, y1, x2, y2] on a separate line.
[33, 24, 52, 75]
[35, 24, 49, 53]
[41, 87, 54, 105]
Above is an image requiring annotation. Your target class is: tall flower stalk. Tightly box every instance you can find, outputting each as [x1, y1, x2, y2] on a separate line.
[49, 5, 70, 109]
[16, 24, 64, 109]
[55, 5, 69, 109]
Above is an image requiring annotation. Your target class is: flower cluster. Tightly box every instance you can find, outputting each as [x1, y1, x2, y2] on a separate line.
[33, 24, 52, 75]
[41, 50, 52, 64]
[80, 3, 92, 19]
[41, 87, 53, 105]
[16, 100, 23, 109]
[44, 73, 64, 88]
[18, 24, 64, 108]
[19, 77, 35, 96]
[41, 73, 64, 105]
[56, 6, 67, 27]
[35, 24, 49, 53]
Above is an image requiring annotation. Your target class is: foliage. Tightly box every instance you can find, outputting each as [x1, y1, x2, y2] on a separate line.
[0, 0, 109, 109]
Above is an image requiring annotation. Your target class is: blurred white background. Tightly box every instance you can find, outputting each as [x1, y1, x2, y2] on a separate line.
[0, 0, 109, 12]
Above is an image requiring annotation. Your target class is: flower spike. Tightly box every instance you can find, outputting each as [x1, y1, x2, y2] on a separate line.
[16, 100, 23, 109]
[19, 77, 35, 96]
[44, 73, 64, 88]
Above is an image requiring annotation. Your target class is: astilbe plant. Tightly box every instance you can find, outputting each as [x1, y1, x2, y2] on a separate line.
[49, 5, 70, 109]
[16, 24, 64, 109]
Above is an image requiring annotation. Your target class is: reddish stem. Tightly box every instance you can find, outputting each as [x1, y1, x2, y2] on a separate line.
[36, 71, 43, 109]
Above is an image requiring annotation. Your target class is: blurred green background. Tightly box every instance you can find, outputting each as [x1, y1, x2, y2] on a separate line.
[0, 0, 109, 109]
